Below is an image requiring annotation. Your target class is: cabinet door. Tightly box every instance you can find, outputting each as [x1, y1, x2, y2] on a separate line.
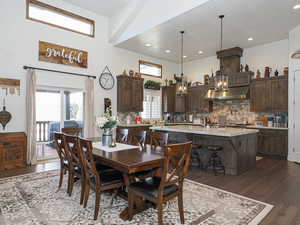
[162, 86, 175, 113]
[250, 80, 266, 112]
[270, 78, 288, 112]
[199, 86, 209, 113]
[117, 78, 132, 112]
[258, 130, 288, 157]
[2, 139, 26, 170]
[132, 79, 144, 112]
[0, 143, 3, 170]
[175, 96, 186, 113]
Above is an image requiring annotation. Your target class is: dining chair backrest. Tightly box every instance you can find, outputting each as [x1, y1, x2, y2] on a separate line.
[116, 128, 129, 143]
[54, 132, 70, 164]
[158, 142, 192, 198]
[62, 127, 82, 137]
[150, 131, 169, 151]
[78, 138, 101, 186]
[129, 130, 147, 150]
[64, 135, 82, 168]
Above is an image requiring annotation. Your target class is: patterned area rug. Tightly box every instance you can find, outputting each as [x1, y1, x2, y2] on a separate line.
[0, 170, 273, 225]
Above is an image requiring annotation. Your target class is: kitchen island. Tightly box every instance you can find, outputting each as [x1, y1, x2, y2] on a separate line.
[151, 125, 259, 175]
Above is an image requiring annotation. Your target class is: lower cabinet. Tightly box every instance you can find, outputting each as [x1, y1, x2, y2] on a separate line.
[0, 132, 27, 170]
[256, 129, 288, 158]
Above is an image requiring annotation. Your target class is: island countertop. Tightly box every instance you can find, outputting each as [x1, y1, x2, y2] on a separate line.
[150, 125, 259, 137]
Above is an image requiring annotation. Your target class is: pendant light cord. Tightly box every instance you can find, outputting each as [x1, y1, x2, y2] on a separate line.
[180, 31, 184, 76]
[220, 15, 224, 50]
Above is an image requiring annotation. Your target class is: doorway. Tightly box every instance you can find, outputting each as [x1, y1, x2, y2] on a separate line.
[36, 87, 84, 161]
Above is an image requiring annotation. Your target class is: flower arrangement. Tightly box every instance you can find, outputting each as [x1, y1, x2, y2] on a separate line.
[96, 107, 118, 130]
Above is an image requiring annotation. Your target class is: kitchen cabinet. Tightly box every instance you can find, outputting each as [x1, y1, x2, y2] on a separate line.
[268, 76, 288, 112]
[250, 79, 267, 112]
[186, 86, 209, 113]
[255, 128, 288, 158]
[162, 85, 186, 113]
[250, 76, 288, 113]
[162, 86, 175, 113]
[0, 132, 27, 170]
[117, 75, 144, 112]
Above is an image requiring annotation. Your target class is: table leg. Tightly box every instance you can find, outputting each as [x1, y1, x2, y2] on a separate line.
[119, 173, 152, 221]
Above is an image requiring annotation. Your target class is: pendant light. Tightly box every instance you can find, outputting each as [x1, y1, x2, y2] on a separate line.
[215, 15, 228, 91]
[176, 31, 188, 96]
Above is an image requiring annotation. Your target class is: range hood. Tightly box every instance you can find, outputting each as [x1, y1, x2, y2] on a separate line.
[205, 47, 253, 101]
[205, 86, 250, 101]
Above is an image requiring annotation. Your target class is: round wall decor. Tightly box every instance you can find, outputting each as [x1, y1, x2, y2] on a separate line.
[99, 66, 114, 90]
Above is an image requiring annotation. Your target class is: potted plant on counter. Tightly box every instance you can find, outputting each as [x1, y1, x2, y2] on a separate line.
[144, 80, 161, 90]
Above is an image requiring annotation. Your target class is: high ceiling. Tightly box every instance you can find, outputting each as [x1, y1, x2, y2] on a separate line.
[117, 0, 300, 62]
[63, 0, 131, 17]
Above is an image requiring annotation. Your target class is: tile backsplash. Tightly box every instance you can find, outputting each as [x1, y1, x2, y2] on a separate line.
[208, 100, 257, 124]
[193, 100, 288, 126]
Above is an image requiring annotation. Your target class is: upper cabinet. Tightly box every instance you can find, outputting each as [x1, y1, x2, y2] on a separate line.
[162, 85, 186, 113]
[117, 75, 144, 112]
[250, 76, 288, 113]
[186, 86, 209, 113]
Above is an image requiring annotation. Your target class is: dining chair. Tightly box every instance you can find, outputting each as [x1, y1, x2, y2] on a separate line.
[116, 128, 129, 143]
[128, 142, 192, 225]
[128, 130, 147, 150]
[149, 131, 169, 152]
[63, 135, 85, 200]
[78, 138, 125, 220]
[62, 127, 82, 136]
[53, 132, 71, 191]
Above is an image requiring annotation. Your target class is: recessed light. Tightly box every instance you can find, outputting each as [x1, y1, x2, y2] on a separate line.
[183, 55, 187, 58]
[198, 51, 203, 54]
[144, 43, 152, 47]
[293, 4, 300, 9]
[248, 37, 254, 41]
[165, 50, 171, 53]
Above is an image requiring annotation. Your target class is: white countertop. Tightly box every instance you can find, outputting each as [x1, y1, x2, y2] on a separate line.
[246, 125, 288, 130]
[150, 125, 259, 137]
[118, 124, 153, 127]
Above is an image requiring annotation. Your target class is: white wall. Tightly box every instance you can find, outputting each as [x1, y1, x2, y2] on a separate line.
[0, 0, 178, 133]
[184, 39, 289, 83]
[288, 25, 300, 163]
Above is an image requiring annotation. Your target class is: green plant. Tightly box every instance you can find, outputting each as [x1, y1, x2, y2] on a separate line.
[144, 80, 161, 88]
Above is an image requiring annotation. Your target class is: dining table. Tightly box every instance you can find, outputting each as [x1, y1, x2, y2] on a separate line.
[88, 137, 165, 221]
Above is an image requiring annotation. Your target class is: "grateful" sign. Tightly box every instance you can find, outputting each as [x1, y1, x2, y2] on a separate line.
[39, 41, 88, 68]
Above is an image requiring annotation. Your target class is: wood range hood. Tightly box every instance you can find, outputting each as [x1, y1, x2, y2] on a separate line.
[205, 47, 254, 101]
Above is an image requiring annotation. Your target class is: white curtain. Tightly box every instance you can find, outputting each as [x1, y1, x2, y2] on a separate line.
[84, 78, 95, 138]
[26, 69, 37, 165]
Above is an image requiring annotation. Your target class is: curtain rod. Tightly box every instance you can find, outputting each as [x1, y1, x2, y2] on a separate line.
[23, 66, 97, 79]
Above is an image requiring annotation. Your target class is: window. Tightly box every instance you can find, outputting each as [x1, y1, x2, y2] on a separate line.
[139, 60, 162, 78]
[26, 0, 95, 37]
[141, 89, 161, 119]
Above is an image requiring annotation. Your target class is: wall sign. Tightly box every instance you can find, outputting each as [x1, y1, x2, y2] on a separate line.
[0, 78, 20, 96]
[39, 41, 88, 68]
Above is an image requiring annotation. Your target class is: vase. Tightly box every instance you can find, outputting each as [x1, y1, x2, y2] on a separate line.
[102, 128, 112, 146]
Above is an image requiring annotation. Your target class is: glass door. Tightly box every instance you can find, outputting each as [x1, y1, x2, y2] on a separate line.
[36, 87, 84, 161]
[63, 90, 84, 134]
[36, 89, 61, 161]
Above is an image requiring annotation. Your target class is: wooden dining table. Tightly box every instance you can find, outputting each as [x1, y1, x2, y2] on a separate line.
[88, 137, 164, 220]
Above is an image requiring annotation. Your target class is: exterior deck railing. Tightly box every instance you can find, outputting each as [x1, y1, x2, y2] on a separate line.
[36, 121, 51, 142]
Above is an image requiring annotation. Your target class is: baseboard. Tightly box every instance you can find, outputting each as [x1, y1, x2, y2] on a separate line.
[288, 152, 300, 163]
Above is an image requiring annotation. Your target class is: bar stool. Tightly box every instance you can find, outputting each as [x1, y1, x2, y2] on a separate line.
[206, 145, 225, 175]
[192, 144, 203, 168]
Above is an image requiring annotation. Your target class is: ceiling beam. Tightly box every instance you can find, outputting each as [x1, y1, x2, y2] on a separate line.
[109, 0, 212, 46]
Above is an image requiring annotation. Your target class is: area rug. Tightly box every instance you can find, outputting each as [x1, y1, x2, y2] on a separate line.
[0, 170, 273, 225]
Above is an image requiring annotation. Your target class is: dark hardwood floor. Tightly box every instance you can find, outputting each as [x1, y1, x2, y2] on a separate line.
[0, 158, 299, 224]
